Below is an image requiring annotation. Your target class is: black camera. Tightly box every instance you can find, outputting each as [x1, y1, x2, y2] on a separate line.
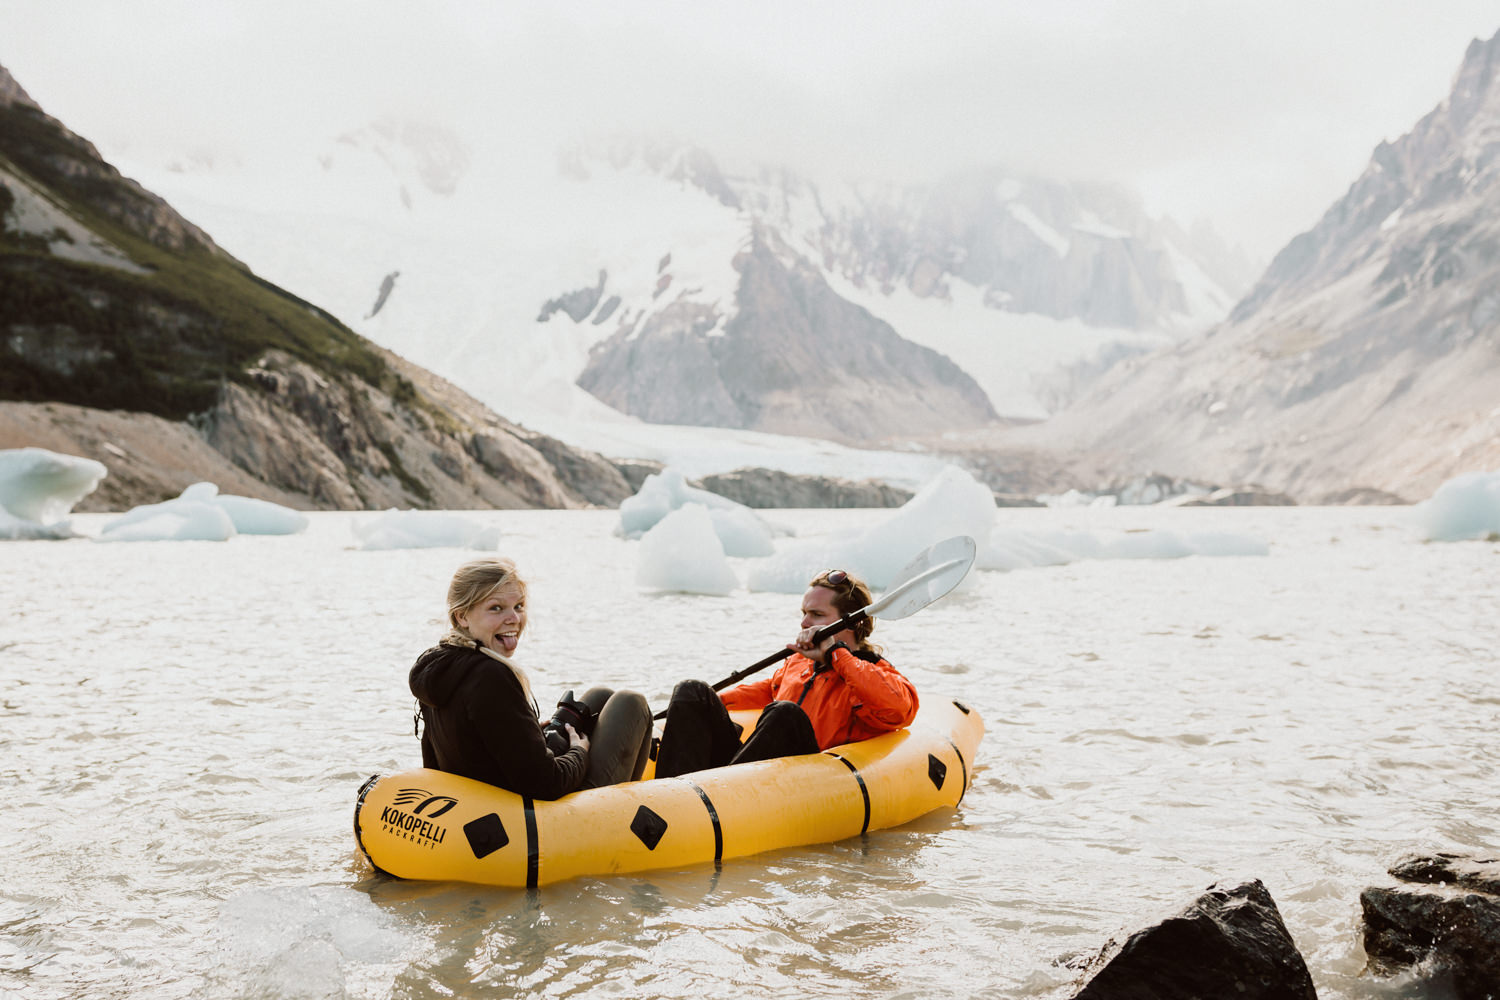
[542, 690, 596, 755]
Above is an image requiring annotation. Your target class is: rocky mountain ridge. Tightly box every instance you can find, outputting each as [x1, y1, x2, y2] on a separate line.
[565, 136, 1254, 332]
[110, 118, 1254, 455]
[0, 62, 633, 511]
[576, 228, 998, 442]
[970, 28, 1500, 502]
[546, 139, 1255, 430]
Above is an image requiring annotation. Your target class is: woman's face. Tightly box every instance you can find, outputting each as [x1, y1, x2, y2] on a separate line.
[456, 581, 526, 655]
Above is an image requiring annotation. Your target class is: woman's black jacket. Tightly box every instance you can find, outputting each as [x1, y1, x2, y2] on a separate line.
[409, 641, 587, 800]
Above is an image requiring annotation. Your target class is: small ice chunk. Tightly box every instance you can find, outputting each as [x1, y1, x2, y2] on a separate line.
[708, 506, 775, 558]
[96, 481, 309, 542]
[746, 465, 997, 593]
[352, 509, 499, 550]
[0, 447, 107, 537]
[1, 506, 79, 540]
[178, 482, 308, 535]
[97, 497, 237, 542]
[636, 503, 739, 595]
[619, 467, 779, 555]
[1412, 470, 1500, 541]
[978, 526, 1268, 571]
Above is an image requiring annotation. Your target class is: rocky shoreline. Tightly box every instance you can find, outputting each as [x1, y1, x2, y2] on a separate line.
[1061, 853, 1500, 998]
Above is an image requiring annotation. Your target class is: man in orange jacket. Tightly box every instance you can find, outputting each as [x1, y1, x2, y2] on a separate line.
[654, 569, 919, 778]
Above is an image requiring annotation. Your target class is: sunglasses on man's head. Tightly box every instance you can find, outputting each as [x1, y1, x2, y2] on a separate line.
[824, 570, 848, 585]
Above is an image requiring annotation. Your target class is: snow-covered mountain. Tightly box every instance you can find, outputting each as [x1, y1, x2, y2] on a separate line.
[996, 28, 1500, 502]
[109, 123, 1251, 468]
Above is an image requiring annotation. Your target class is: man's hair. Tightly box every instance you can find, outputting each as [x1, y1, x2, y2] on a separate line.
[808, 568, 881, 655]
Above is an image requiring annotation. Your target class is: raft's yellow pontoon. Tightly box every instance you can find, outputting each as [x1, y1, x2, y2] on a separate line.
[354, 697, 983, 888]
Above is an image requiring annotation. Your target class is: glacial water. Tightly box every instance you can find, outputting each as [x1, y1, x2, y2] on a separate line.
[2, 505, 1496, 999]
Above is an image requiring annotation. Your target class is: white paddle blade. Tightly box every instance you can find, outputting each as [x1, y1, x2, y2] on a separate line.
[867, 535, 977, 621]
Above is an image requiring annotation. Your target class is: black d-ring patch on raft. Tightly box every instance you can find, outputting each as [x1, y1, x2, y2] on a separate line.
[828, 754, 872, 834]
[353, 774, 394, 876]
[684, 781, 723, 863]
[523, 795, 540, 888]
[630, 805, 669, 850]
[463, 813, 510, 860]
[928, 754, 948, 790]
[944, 737, 970, 804]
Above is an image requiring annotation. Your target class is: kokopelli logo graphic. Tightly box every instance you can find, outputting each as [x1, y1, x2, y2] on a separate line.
[393, 788, 459, 818]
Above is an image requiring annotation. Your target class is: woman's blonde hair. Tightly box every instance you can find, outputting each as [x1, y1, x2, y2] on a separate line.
[442, 557, 534, 708]
[809, 568, 882, 656]
[446, 557, 527, 631]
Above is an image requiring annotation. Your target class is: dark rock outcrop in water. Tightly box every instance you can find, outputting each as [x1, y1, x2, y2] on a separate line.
[1167, 487, 1298, 507]
[697, 467, 914, 508]
[1069, 880, 1317, 999]
[1361, 853, 1500, 998]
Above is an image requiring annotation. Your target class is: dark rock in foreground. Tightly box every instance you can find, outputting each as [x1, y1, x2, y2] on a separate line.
[1070, 879, 1316, 999]
[1361, 853, 1500, 999]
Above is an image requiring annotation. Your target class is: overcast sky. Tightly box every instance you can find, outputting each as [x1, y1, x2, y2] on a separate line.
[3, 1, 1498, 261]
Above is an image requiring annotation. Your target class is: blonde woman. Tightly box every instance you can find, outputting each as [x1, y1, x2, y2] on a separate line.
[409, 558, 652, 798]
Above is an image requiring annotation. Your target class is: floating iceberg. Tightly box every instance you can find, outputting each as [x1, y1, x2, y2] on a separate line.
[97, 495, 237, 543]
[179, 482, 308, 535]
[636, 503, 739, 596]
[96, 482, 308, 543]
[352, 509, 499, 551]
[980, 527, 1268, 571]
[0, 447, 107, 539]
[746, 465, 997, 593]
[743, 464, 1270, 592]
[619, 467, 778, 556]
[705, 505, 776, 558]
[1412, 470, 1500, 541]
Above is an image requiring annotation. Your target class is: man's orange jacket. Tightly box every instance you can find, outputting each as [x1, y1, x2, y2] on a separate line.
[720, 646, 919, 750]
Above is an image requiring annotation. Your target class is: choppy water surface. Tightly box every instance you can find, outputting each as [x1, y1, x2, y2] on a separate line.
[2, 505, 1496, 999]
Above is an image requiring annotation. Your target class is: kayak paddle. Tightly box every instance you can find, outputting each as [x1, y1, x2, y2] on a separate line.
[654, 534, 977, 719]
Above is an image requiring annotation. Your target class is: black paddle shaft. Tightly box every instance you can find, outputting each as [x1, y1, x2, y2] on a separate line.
[709, 609, 868, 692]
[650, 610, 869, 720]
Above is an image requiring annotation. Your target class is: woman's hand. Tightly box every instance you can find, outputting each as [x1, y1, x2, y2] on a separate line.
[566, 723, 589, 753]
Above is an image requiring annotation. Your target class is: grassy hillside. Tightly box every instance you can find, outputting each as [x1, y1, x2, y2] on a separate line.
[0, 98, 414, 421]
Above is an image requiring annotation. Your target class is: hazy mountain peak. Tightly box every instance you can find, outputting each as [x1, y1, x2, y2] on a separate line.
[0, 64, 39, 111]
[1018, 27, 1500, 502]
[327, 115, 471, 207]
[559, 134, 741, 209]
[0, 62, 220, 259]
[1235, 28, 1500, 325]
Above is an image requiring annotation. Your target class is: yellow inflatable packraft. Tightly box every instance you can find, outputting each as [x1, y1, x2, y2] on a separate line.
[354, 697, 983, 887]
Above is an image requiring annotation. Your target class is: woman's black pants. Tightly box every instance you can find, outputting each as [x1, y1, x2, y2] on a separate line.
[653, 679, 819, 779]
